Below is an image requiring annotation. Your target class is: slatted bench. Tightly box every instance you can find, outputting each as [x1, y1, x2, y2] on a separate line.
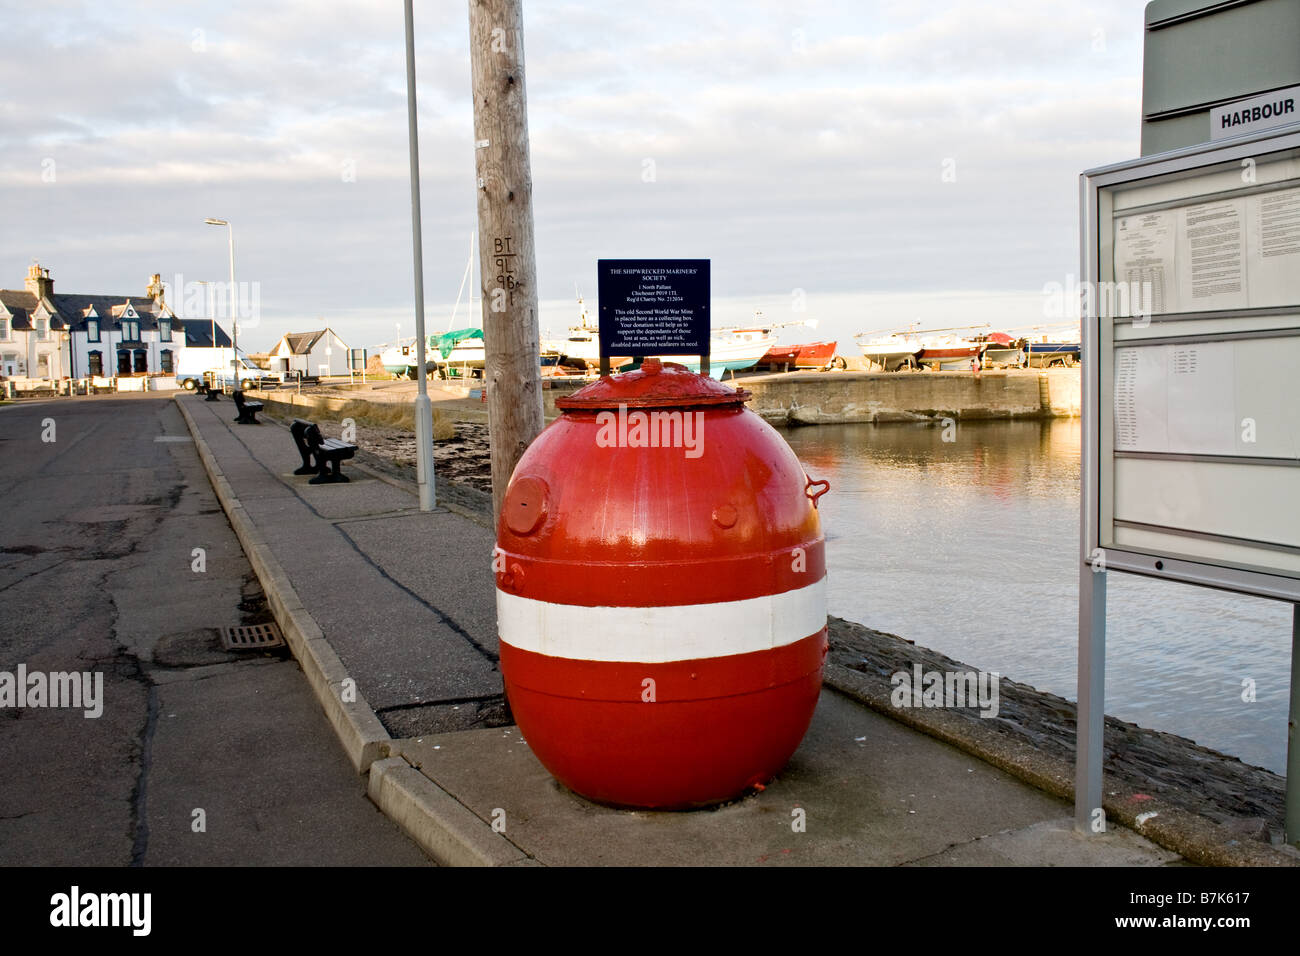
[232, 390, 264, 424]
[289, 419, 318, 475]
[294, 421, 357, 484]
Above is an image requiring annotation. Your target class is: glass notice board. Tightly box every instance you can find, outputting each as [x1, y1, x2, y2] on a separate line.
[1082, 123, 1300, 601]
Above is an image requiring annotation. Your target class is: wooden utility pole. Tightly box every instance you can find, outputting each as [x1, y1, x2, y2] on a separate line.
[468, 0, 544, 522]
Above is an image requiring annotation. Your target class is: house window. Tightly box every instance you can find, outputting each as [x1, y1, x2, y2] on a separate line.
[133, 349, 148, 373]
[159, 319, 171, 342]
[160, 349, 173, 374]
[0, 318, 9, 341]
[123, 319, 140, 342]
[88, 351, 103, 376]
[87, 319, 100, 342]
[35, 316, 48, 341]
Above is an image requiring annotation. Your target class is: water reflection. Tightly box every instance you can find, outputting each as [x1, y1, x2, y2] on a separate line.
[784, 418, 1291, 774]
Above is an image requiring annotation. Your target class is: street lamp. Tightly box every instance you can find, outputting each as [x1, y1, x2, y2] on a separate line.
[203, 218, 236, 387]
[403, 0, 436, 511]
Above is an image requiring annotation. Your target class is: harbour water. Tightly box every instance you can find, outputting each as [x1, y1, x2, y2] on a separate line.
[782, 418, 1293, 774]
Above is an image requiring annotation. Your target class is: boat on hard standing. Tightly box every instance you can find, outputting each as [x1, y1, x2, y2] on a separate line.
[916, 327, 990, 370]
[792, 341, 840, 369]
[430, 328, 486, 371]
[541, 295, 633, 372]
[975, 331, 1027, 368]
[379, 338, 419, 377]
[657, 324, 776, 379]
[856, 331, 925, 371]
[1026, 342, 1080, 367]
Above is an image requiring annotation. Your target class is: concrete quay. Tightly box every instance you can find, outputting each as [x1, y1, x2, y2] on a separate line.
[247, 366, 1081, 431]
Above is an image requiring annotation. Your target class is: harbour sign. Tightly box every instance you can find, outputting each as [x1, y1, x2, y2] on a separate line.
[1210, 85, 1300, 141]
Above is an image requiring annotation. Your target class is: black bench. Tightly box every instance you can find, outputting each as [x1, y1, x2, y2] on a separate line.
[203, 381, 221, 401]
[290, 420, 357, 484]
[232, 390, 264, 424]
[289, 419, 318, 475]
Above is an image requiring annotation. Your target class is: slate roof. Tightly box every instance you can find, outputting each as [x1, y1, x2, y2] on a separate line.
[0, 288, 184, 335]
[51, 293, 173, 333]
[0, 292, 30, 330]
[184, 322, 233, 348]
[282, 330, 327, 354]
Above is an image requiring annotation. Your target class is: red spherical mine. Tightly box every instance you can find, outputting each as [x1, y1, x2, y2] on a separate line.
[495, 359, 829, 809]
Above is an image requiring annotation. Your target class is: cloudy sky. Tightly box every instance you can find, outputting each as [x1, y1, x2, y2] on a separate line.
[1, 0, 1147, 352]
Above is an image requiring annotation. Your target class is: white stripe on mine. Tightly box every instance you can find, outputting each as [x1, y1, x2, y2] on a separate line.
[497, 577, 827, 663]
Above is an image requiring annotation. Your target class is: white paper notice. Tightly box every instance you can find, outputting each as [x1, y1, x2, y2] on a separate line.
[1165, 342, 1236, 454]
[1178, 199, 1249, 310]
[1114, 211, 1177, 315]
[1114, 342, 1239, 455]
[1113, 347, 1169, 452]
[1247, 186, 1300, 308]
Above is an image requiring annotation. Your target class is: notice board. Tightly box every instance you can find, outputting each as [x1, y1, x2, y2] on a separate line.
[596, 259, 710, 356]
[1081, 122, 1300, 600]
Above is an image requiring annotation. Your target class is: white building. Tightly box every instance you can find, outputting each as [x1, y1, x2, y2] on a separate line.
[0, 264, 188, 381]
[268, 328, 350, 377]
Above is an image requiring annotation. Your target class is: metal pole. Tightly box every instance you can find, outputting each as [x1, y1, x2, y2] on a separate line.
[226, 223, 236, 379]
[1075, 563, 1107, 832]
[1287, 604, 1300, 846]
[404, 0, 436, 512]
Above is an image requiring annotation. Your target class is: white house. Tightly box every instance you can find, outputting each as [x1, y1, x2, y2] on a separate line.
[268, 328, 350, 377]
[0, 264, 188, 381]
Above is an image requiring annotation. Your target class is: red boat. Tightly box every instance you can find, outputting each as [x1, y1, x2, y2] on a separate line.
[758, 344, 802, 368]
[792, 341, 838, 368]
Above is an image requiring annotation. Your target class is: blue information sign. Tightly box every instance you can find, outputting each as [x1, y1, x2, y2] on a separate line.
[597, 259, 710, 356]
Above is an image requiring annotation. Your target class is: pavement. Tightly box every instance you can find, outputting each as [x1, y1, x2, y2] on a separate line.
[0, 394, 430, 866]
[170, 388, 1189, 867]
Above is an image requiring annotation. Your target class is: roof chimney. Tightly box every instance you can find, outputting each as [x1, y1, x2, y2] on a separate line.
[24, 263, 53, 300]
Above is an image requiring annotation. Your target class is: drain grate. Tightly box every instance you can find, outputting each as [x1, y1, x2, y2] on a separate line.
[219, 623, 285, 652]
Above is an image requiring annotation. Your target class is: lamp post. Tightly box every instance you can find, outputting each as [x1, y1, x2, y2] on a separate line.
[403, 0, 436, 511]
[204, 218, 236, 389]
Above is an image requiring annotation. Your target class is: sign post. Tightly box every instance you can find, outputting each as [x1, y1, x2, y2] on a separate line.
[1077, 122, 1300, 843]
[597, 260, 710, 377]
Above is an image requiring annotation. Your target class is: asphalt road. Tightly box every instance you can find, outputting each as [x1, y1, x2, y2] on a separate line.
[0, 393, 429, 866]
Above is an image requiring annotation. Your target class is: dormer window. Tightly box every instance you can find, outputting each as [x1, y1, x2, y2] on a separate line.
[0, 317, 9, 342]
[123, 319, 140, 341]
[159, 318, 171, 342]
[87, 319, 100, 342]
[35, 316, 49, 341]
